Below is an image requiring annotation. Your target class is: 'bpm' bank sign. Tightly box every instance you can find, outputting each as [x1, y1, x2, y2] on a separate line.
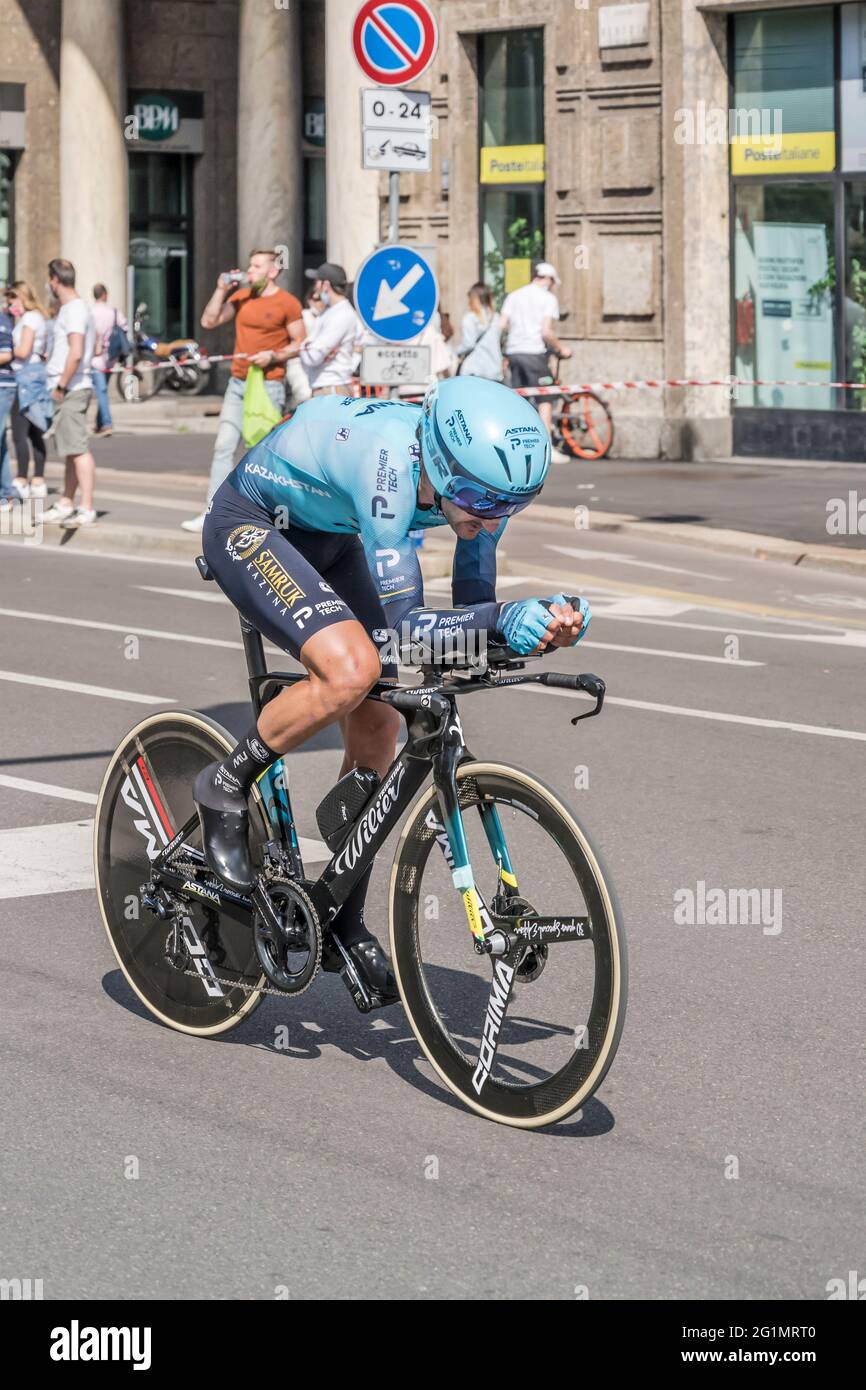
[126, 90, 204, 154]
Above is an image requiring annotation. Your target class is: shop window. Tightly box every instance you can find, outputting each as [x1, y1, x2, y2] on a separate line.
[478, 29, 544, 302]
[732, 8, 835, 175]
[128, 152, 192, 340]
[734, 182, 835, 410]
[844, 182, 866, 408]
[303, 156, 326, 263]
[0, 151, 13, 284]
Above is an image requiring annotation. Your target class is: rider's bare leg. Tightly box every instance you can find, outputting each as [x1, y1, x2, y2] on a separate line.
[257, 621, 383, 752]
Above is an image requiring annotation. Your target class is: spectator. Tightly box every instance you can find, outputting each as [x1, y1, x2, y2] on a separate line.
[0, 295, 16, 514]
[182, 248, 304, 532]
[500, 261, 572, 461]
[40, 258, 98, 527]
[7, 280, 51, 501]
[285, 288, 322, 409]
[416, 306, 456, 386]
[456, 281, 503, 380]
[300, 262, 360, 396]
[302, 286, 323, 336]
[90, 283, 129, 437]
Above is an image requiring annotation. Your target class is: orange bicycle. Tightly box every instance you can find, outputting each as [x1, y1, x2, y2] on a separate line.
[546, 355, 614, 461]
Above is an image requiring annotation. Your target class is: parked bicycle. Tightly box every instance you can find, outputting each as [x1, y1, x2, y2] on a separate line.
[115, 302, 210, 402]
[545, 354, 614, 461]
[95, 566, 626, 1130]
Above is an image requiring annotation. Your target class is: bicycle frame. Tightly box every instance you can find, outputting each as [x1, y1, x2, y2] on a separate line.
[148, 610, 604, 955]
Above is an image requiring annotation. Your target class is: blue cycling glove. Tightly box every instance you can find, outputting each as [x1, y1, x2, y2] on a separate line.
[549, 593, 592, 644]
[498, 594, 592, 655]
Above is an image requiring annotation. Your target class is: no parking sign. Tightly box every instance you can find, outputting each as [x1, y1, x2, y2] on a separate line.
[352, 0, 439, 87]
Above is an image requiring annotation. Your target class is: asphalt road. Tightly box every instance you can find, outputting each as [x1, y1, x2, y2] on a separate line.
[75, 423, 866, 549]
[1, 516, 864, 1299]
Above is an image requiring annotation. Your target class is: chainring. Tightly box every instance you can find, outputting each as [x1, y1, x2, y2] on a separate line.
[253, 878, 322, 995]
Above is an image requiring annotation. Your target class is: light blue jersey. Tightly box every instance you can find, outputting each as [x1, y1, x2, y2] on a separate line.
[227, 395, 506, 626]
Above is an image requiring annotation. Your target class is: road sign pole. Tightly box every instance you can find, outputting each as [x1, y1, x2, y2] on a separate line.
[388, 171, 400, 244]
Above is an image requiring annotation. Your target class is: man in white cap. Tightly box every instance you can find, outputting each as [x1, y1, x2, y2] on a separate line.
[500, 261, 571, 460]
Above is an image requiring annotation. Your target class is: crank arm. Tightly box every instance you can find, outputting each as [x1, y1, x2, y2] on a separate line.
[328, 934, 374, 1013]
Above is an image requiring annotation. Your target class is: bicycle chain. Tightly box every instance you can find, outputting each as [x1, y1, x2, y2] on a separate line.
[167, 859, 323, 999]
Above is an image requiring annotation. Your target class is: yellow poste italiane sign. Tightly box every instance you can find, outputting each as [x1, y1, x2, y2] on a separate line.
[730, 132, 835, 175]
[480, 144, 546, 184]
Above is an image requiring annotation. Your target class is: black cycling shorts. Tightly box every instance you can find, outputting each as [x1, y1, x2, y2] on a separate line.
[202, 482, 396, 677]
[507, 352, 551, 390]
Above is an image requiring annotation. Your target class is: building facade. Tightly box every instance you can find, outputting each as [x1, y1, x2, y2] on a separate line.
[0, 0, 863, 459]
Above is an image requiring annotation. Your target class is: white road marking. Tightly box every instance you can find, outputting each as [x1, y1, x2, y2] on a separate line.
[0, 820, 95, 898]
[793, 592, 866, 612]
[546, 544, 730, 583]
[1, 544, 199, 569]
[0, 670, 173, 705]
[0, 773, 97, 805]
[137, 585, 230, 605]
[0, 817, 328, 901]
[521, 684, 866, 741]
[0, 607, 240, 649]
[590, 595, 701, 618]
[584, 640, 762, 666]
[589, 611, 866, 647]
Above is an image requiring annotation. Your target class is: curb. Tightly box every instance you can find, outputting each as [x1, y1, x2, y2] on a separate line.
[526, 503, 866, 577]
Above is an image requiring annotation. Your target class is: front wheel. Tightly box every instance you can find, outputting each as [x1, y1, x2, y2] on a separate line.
[389, 762, 627, 1129]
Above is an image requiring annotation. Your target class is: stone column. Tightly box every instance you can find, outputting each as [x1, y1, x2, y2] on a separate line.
[59, 0, 127, 309]
[325, 0, 381, 278]
[237, 0, 303, 292]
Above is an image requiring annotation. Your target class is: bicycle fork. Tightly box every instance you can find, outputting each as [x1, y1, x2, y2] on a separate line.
[431, 714, 522, 1096]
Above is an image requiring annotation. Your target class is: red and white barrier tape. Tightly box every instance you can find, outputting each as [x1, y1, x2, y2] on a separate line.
[101, 354, 866, 393]
[519, 377, 866, 396]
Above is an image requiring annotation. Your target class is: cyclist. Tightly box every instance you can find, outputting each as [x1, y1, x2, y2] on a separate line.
[194, 376, 592, 1005]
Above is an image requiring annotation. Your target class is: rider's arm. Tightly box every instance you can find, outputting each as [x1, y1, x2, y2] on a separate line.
[350, 469, 504, 645]
[452, 518, 507, 606]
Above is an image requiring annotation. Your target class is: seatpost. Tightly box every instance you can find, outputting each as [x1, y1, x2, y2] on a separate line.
[239, 616, 268, 717]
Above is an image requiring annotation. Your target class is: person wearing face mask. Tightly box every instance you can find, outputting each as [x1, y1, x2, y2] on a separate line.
[182, 249, 305, 533]
[299, 262, 360, 396]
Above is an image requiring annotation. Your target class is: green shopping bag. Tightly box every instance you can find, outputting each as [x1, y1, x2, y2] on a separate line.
[242, 364, 283, 447]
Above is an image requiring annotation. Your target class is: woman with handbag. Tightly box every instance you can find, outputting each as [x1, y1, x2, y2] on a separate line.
[456, 282, 504, 381]
[90, 283, 130, 437]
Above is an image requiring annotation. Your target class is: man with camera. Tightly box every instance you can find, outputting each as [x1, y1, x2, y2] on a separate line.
[182, 249, 304, 533]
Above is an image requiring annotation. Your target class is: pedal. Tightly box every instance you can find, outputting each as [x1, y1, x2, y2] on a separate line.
[327, 935, 375, 1012]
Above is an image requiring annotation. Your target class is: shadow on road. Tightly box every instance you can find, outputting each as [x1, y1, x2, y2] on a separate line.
[101, 963, 615, 1139]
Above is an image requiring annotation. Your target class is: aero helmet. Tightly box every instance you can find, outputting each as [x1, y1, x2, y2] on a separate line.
[419, 377, 550, 519]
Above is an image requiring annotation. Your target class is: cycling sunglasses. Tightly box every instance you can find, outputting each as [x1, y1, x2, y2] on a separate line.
[441, 477, 543, 519]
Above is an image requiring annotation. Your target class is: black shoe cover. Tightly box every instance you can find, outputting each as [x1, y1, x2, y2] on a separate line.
[193, 763, 255, 894]
[348, 936, 400, 1005]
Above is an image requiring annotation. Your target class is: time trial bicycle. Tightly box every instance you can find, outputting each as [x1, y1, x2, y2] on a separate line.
[94, 563, 627, 1129]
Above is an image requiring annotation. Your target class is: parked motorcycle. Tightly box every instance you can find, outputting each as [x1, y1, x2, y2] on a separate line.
[115, 303, 210, 402]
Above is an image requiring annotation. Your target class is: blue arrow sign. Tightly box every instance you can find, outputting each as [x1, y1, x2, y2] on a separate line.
[354, 244, 439, 344]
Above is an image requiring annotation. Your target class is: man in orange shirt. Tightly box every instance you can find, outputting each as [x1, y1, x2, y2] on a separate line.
[182, 249, 305, 532]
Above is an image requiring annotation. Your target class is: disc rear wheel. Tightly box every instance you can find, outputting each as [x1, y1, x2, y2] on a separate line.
[94, 711, 274, 1036]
